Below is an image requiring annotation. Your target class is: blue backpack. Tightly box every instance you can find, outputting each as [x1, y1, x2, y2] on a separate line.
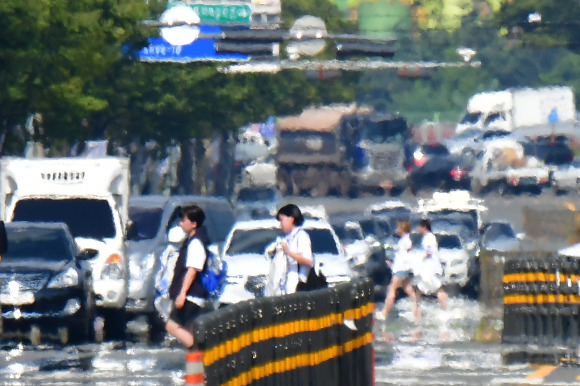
[200, 249, 227, 298]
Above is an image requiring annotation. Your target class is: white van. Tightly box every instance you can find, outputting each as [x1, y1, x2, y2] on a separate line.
[0, 157, 130, 338]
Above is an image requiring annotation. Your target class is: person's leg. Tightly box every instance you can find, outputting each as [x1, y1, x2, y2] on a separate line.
[402, 278, 421, 319]
[435, 287, 449, 311]
[382, 276, 404, 318]
[165, 320, 194, 348]
[165, 301, 198, 348]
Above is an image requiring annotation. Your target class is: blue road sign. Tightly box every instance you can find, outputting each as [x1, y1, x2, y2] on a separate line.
[139, 25, 249, 62]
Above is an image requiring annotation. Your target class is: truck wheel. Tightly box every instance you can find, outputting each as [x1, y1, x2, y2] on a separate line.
[58, 327, 69, 345]
[30, 325, 41, 346]
[277, 169, 290, 196]
[497, 182, 510, 197]
[313, 180, 329, 197]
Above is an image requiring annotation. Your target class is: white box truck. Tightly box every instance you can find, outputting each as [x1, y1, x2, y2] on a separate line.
[0, 156, 130, 339]
[456, 86, 577, 137]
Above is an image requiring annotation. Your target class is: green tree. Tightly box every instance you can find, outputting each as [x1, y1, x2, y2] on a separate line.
[0, 0, 150, 149]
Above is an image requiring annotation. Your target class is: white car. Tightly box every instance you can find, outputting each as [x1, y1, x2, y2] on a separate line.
[231, 184, 282, 220]
[435, 232, 471, 288]
[331, 220, 372, 268]
[218, 218, 353, 306]
[551, 158, 580, 194]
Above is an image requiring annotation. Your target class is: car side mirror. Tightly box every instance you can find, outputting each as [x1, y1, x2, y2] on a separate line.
[77, 249, 98, 260]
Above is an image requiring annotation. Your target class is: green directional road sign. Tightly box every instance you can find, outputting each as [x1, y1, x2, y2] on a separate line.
[168, 1, 252, 25]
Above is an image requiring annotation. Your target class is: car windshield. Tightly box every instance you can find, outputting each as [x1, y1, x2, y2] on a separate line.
[332, 225, 362, 242]
[437, 234, 462, 249]
[454, 129, 483, 140]
[237, 187, 277, 203]
[484, 223, 515, 241]
[356, 117, 407, 143]
[460, 112, 481, 125]
[12, 198, 116, 239]
[305, 228, 339, 254]
[482, 130, 510, 140]
[358, 219, 379, 237]
[128, 206, 164, 241]
[4, 227, 74, 262]
[370, 206, 411, 220]
[422, 144, 449, 156]
[429, 210, 477, 229]
[226, 227, 284, 255]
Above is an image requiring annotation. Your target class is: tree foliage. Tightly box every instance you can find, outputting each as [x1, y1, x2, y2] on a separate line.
[0, 0, 358, 151]
[0, 0, 150, 141]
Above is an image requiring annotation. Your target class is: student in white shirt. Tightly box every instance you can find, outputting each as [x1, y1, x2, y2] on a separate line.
[276, 204, 313, 293]
[166, 205, 209, 348]
[380, 220, 420, 320]
[416, 219, 448, 311]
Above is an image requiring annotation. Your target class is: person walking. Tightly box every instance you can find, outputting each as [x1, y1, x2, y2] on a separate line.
[166, 205, 209, 348]
[415, 219, 448, 311]
[275, 204, 314, 294]
[379, 220, 420, 320]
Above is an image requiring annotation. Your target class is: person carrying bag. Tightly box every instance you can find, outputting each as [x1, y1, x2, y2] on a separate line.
[275, 204, 327, 294]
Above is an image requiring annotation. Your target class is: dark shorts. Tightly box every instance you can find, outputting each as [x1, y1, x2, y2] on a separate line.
[393, 271, 411, 279]
[169, 300, 202, 328]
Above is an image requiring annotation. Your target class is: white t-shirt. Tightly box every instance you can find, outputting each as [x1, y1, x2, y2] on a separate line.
[185, 237, 207, 306]
[284, 227, 313, 294]
[421, 232, 442, 275]
[391, 233, 412, 273]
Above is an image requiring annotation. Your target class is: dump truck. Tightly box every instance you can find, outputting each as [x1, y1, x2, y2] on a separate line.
[276, 104, 359, 196]
[276, 104, 409, 196]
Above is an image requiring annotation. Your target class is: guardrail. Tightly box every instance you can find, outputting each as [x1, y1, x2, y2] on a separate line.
[188, 278, 375, 386]
[502, 253, 580, 347]
[480, 249, 580, 364]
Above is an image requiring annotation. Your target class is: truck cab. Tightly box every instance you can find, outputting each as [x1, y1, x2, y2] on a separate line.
[0, 156, 130, 338]
[342, 112, 409, 195]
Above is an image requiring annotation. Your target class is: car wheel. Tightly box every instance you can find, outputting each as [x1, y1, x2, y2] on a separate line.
[100, 308, 127, 341]
[71, 282, 96, 343]
[58, 327, 69, 345]
[498, 181, 510, 197]
[471, 179, 482, 195]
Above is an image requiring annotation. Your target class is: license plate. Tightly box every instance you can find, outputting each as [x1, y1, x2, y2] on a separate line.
[0, 292, 35, 305]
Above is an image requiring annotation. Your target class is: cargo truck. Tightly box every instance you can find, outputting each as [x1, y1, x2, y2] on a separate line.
[456, 86, 577, 137]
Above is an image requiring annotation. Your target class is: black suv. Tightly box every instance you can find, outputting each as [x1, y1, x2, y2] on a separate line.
[0, 222, 95, 345]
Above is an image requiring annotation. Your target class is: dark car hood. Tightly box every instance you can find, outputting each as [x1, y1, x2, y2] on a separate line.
[0, 259, 68, 274]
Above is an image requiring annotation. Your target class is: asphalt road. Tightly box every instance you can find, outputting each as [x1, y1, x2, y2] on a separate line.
[3, 191, 580, 385]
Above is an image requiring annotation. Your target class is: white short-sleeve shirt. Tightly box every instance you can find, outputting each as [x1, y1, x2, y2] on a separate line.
[185, 237, 207, 306]
[391, 233, 412, 273]
[285, 227, 313, 292]
[421, 232, 442, 275]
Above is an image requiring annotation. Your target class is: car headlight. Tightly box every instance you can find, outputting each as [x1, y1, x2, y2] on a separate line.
[130, 253, 155, 280]
[101, 253, 125, 280]
[47, 267, 79, 289]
